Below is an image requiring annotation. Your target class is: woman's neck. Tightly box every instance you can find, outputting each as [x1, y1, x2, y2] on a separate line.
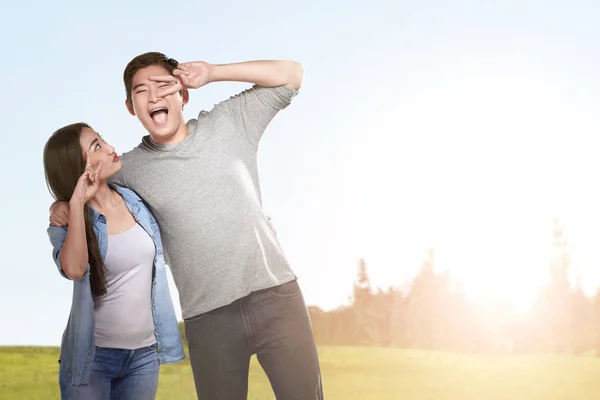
[88, 182, 120, 213]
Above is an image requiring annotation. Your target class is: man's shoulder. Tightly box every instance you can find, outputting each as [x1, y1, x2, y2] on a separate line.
[120, 140, 147, 161]
[118, 140, 156, 174]
[109, 142, 147, 187]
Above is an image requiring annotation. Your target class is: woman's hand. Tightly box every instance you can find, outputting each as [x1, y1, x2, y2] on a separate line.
[70, 152, 102, 206]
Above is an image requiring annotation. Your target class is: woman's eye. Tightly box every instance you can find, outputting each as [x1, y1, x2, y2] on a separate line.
[95, 143, 101, 151]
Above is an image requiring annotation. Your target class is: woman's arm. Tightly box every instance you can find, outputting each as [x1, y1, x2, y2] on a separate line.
[58, 199, 89, 280]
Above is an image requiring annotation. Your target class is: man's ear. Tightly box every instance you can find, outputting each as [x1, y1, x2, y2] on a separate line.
[125, 99, 135, 116]
[181, 89, 189, 108]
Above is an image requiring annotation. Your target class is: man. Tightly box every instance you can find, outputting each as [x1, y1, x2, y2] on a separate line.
[50, 52, 323, 399]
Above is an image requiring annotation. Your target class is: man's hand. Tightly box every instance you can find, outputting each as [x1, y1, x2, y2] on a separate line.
[150, 62, 214, 98]
[49, 201, 71, 227]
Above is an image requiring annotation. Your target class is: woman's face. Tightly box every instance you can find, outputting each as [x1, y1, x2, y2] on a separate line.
[79, 127, 121, 180]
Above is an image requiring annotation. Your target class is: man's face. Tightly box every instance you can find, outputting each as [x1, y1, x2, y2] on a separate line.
[126, 65, 189, 144]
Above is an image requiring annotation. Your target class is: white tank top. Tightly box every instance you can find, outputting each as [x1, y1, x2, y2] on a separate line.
[93, 222, 156, 349]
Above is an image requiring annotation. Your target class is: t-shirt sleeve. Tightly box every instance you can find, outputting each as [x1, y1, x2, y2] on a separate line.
[223, 85, 298, 147]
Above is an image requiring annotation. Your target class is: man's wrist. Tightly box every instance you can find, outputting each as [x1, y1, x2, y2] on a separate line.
[207, 63, 225, 84]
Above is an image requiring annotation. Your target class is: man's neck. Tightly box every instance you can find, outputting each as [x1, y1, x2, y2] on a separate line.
[150, 123, 189, 145]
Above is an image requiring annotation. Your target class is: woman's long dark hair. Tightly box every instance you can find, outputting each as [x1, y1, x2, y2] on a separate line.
[43, 123, 106, 297]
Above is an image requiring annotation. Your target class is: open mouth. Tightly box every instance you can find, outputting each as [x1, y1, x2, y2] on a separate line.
[150, 107, 169, 125]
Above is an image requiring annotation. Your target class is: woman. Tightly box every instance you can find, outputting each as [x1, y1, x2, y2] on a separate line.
[44, 122, 184, 399]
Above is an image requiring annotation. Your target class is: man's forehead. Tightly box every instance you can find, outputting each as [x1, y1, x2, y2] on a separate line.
[132, 65, 171, 84]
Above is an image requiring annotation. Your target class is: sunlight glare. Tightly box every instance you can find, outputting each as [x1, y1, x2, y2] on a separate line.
[366, 55, 600, 312]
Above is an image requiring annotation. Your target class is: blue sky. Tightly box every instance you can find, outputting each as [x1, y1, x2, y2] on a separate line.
[1, 1, 599, 345]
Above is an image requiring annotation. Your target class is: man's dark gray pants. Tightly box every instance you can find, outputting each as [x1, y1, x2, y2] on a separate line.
[184, 279, 324, 399]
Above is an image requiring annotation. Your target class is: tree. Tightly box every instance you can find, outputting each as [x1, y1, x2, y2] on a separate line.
[523, 218, 572, 353]
[405, 248, 450, 349]
[568, 282, 593, 354]
[352, 258, 378, 344]
[592, 288, 600, 355]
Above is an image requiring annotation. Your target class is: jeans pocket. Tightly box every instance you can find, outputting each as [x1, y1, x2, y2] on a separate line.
[267, 279, 301, 298]
[184, 312, 206, 324]
[146, 344, 161, 367]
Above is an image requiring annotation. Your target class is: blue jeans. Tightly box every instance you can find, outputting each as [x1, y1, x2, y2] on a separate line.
[184, 279, 323, 399]
[59, 345, 160, 400]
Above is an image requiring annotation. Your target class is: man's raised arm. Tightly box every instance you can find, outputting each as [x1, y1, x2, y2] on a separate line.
[208, 60, 303, 90]
[150, 60, 303, 98]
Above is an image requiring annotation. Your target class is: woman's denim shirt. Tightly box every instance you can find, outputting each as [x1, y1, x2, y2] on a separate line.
[47, 185, 185, 386]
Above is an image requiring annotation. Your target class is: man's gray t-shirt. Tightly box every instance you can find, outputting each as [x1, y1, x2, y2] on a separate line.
[111, 85, 298, 319]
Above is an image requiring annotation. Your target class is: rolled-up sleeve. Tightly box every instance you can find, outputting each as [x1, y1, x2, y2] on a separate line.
[47, 225, 72, 279]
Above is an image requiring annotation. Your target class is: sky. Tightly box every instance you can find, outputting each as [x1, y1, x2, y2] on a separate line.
[1, 0, 599, 345]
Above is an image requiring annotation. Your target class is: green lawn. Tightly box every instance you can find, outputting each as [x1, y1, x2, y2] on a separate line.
[1, 346, 600, 399]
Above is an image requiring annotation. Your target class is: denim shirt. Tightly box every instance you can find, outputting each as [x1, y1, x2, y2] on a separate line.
[47, 185, 185, 386]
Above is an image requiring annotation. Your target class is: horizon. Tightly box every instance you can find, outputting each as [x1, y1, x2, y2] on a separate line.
[2, 0, 600, 346]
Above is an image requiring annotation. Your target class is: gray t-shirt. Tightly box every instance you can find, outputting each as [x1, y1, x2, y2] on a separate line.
[111, 85, 298, 319]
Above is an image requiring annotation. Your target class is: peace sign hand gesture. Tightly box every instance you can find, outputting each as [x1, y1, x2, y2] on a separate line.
[71, 152, 102, 205]
[149, 61, 214, 98]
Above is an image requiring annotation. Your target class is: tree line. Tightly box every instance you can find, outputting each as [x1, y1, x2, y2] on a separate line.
[307, 218, 600, 354]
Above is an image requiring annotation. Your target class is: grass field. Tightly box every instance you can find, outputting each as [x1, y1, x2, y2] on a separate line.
[1, 346, 600, 399]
